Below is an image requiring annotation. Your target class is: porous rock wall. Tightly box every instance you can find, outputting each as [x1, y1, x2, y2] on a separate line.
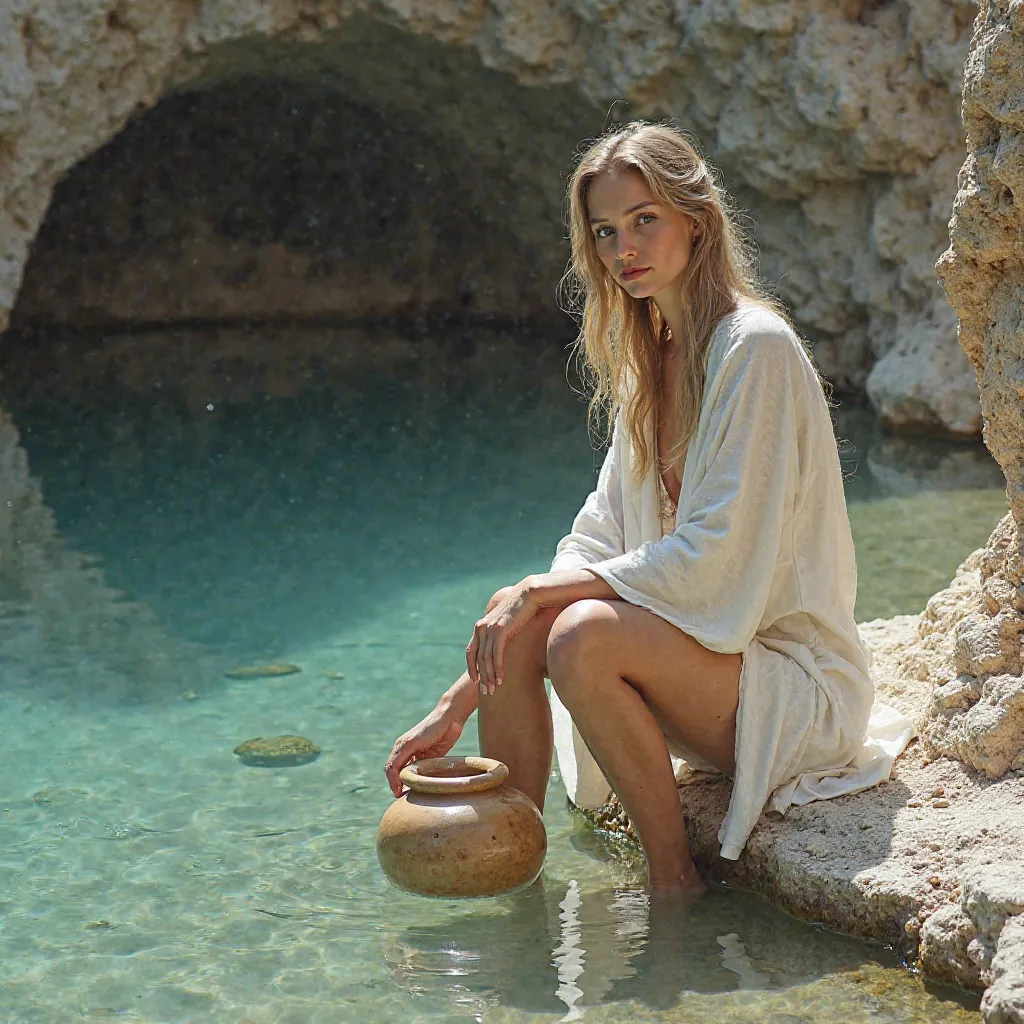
[908, 0, 1024, 787]
[0, 0, 982, 433]
[869, 3, 1024, 1019]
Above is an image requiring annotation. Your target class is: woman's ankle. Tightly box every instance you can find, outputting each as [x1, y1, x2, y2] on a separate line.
[647, 863, 706, 898]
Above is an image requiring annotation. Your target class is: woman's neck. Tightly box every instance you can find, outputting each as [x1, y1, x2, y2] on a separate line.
[662, 324, 678, 351]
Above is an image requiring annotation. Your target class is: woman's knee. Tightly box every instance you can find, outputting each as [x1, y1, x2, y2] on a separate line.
[499, 605, 562, 677]
[547, 600, 619, 690]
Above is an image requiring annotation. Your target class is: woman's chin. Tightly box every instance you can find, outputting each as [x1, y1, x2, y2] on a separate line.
[620, 279, 658, 298]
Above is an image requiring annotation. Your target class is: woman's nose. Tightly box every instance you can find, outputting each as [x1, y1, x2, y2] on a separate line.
[615, 232, 638, 261]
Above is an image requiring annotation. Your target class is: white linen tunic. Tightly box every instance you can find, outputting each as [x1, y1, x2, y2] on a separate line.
[549, 302, 913, 860]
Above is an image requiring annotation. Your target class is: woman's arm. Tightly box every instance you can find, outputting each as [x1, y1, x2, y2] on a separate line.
[528, 567, 618, 609]
[550, 412, 627, 571]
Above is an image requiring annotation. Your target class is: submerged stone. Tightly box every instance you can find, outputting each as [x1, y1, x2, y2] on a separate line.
[224, 663, 301, 679]
[233, 735, 320, 767]
[32, 785, 88, 808]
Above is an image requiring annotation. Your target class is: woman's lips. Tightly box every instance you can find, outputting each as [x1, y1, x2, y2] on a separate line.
[621, 267, 650, 281]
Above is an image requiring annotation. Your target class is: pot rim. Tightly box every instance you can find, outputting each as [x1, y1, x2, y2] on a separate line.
[399, 755, 509, 795]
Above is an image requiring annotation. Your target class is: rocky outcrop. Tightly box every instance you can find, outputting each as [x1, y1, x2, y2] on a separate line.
[1, 0, 982, 432]
[914, 7, 1024, 1014]
[937, 0, 1024, 528]
[919, 862, 1024, 1003]
[917, 517, 1024, 778]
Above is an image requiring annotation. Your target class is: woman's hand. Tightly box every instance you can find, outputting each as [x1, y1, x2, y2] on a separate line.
[384, 702, 466, 798]
[466, 578, 539, 696]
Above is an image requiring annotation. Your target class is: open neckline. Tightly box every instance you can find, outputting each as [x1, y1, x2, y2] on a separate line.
[656, 300, 753, 508]
[657, 423, 680, 515]
[658, 464, 680, 507]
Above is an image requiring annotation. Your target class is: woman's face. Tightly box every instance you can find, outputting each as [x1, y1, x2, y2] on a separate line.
[585, 167, 699, 300]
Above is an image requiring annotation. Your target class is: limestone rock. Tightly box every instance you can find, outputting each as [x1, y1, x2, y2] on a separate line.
[919, 902, 984, 990]
[937, 0, 1024, 519]
[884, 510, 1024, 782]
[967, 863, 1024, 953]
[983, 915, 1024, 1024]
[0, 0, 984, 433]
[865, 298, 982, 437]
[920, 864, 1024, 1006]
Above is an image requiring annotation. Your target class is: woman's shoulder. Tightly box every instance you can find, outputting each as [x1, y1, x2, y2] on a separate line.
[708, 300, 809, 377]
[713, 300, 798, 351]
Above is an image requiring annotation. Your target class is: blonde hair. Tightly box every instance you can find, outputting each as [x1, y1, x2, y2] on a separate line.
[558, 121, 788, 480]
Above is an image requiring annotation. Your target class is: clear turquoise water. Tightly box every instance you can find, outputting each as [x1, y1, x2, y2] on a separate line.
[0, 325, 994, 1022]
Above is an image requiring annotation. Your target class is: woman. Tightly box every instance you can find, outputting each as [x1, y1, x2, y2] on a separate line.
[385, 121, 901, 897]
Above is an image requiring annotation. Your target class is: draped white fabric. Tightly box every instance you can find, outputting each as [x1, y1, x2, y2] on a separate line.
[549, 303, 914, 859]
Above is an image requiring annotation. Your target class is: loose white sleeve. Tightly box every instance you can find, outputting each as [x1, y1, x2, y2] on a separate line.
[586, 328, 802, 652]
[550, 415, 626, 572]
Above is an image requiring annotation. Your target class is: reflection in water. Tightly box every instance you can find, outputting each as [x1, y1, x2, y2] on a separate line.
[381, 876, 910, 1021]
[0, 409, 212, 705]
[0, 323, 991, 1021]
[0, 325, 598, 661]
[381, 875, 982, 1022]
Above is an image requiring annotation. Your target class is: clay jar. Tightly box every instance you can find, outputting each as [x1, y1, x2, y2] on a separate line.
[377, 756, 546, 898]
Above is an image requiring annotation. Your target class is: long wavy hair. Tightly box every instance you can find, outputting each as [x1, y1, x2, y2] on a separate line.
[558, 121, 788, 480]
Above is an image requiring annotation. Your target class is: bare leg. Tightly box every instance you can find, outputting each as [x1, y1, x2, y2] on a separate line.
[547, 599, 740, 894]
[476, 604, 563, 812]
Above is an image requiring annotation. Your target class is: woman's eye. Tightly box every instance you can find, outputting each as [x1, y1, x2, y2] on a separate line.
[594, 213, 655, 239]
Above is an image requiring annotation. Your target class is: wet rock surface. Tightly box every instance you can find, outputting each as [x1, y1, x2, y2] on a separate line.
[232, 734, 320, 767]
[223, 663, 302, 680]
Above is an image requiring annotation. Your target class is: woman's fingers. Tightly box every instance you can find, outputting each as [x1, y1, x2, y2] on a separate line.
[384, 736, 414, 797]
[477, 623, 489, 691]
[466, 625, 481, 684]
[385, 729, 437, 797]
[493, 628, 506, 689]
[474, 621, 491, 694]
[482, 626, 499, 695]
[473, 603, 520, 695]
[477, 628, 489, 694]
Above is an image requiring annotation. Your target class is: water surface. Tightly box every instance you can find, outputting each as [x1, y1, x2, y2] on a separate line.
[0, 325, 994, 1022]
